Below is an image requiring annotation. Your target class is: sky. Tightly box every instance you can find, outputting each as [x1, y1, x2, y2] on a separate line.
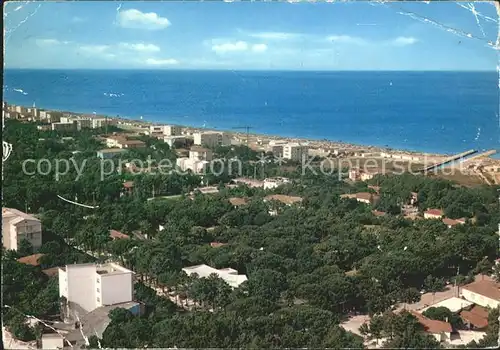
[3, 1, 499, 71]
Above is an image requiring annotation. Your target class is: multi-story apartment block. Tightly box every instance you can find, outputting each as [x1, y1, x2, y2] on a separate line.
[283, 143, 309, 161]
[194, 131, 231, 148]
[51, 122, 76, 132]
[189, 146, 213, 161]
[2, 208, 42, 251]
[58, 262, 134, 313]
[39, 110, 51, 120]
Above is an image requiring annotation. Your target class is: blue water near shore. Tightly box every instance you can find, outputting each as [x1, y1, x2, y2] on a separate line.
[3, 69, 499, 155]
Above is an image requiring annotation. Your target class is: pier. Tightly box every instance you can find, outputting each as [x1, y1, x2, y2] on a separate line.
[419, 149, 477, 173]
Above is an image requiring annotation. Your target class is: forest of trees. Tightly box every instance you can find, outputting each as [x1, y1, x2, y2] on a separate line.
[3, 119, 500, 348]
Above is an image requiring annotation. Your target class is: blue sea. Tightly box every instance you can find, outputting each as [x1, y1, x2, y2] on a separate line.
[3, 69, 499, 155]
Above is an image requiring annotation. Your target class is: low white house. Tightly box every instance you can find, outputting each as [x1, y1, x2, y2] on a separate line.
[182, 264, 247, 288]
[263, 177, 290, 190]
[59, 262, 134, 313]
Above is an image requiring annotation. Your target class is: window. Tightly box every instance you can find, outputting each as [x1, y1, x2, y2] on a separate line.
[96, 288, 100, 292]
[96, 279, 100, 284]
[97, 297, 100, 302]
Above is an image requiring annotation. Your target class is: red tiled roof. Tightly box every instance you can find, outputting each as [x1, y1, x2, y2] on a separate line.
[229, 197, 247, 206]
[410, 311, 452, 334]
[372, 210, 386, 217]
[109, 229, 129, 239]
[425, 209, 444, 217]
[443, 217, 466, 226]
[460, 305, 489, 329]
[210, 242, 227, 248]
[264, 194, 303, 205]
[17, 253, 45, 266]
[462, 279, 500, 301]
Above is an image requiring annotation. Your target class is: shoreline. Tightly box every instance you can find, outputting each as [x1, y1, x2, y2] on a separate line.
[4, 101, 451, 160]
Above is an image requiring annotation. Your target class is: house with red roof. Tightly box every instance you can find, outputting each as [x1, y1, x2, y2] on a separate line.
[424, 209, 444, 219]
[109, 229, 129, 240]
[460, 305, 489, 330]
[442, 217, 466, 228]
[460, 279, 500, 309]
[17, 253, 45, 266]
[410, 310, 452, 342]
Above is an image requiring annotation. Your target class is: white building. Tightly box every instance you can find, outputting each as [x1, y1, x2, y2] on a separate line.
[283, 143, 309, 161]
[460, 279, 500, 309]
[39, 110, 51, 120]
[2, 207, 43, 251]
[58, 262, 134, 313]
[163, 135, 191, 148]
[14, 105, 26, 114]
[194, 131, 231, 148]
[51, 122, 76, 132]
[189, 146, 213, 161]
[176, 157, 209, 174]
[266, 140, 287, 156]
[182, 264, 247, 288]
[74, 119, 92, 130]
[263, 177, 290, 190]
[92, 118, 111, 129]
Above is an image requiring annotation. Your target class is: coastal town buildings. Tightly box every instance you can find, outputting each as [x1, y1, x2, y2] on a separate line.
[182, 264, 248, 289]
[92, 118, 113, 129]
[176, 146, 213, 174]
[51, 121, 76, 132]
[97, 148, 127, 159]
[150, 124, 182, 136]
[164, 135, 192, 148]
[105, 135, 146, 149]
[231, 177, 265, 188]
[2, 207, 43, 251]
[266, 140, 287, 156]
[39, 110, 51, 120]
[189, 146, 213, 161]
[340, 192, 380, 205]
[58, 262, 135, 313]
[283, 143, 309, 161]
[194, 131, 231, 148]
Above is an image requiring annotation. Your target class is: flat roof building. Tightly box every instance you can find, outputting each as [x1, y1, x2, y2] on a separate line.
[2, 207, 42, 251]
[59, 262, 134, 313]
[182, 264, 247, 288]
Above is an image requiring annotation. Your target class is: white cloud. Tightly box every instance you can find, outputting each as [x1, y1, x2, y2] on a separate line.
[118, 42, 160, 52]
[117, 9, 171, 30]
[391, 36, 419, 46]
[36, 38, 71, 46]
[72, 16, 86, 23]
[252, 44, 268, 53]
[247, 32, 303, 40]
[145, 58, 179, 65]
[212, 41, 249, 54]
[326, 35, 367, 45]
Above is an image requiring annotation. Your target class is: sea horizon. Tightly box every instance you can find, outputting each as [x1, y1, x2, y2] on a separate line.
[4, 69, 499, 156]
[4, 68, 497, 73]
